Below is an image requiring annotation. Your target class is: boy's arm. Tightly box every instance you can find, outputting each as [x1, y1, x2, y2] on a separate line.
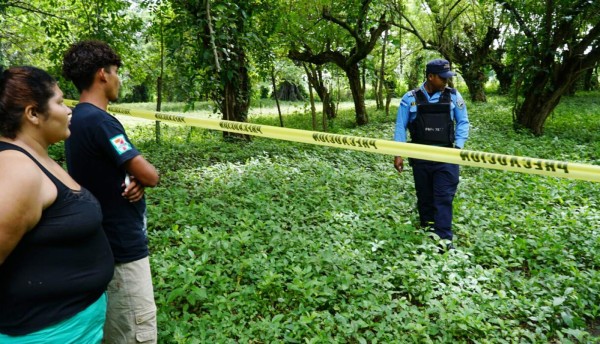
[124, 155, 159, 187]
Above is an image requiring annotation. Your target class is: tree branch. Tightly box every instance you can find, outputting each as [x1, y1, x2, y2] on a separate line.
[474, 26, 501, 58]
[356, 0, 373, 34]
[322, 7, 359, 42]
[579, 45, 600, 71]
[440, 0, 465, 30]
[2, 1, 63, 19]
[391, 13, 432, 50]
[496, 0, 537, 46]
[441, 2, 469, 33]
[288, 47, 346, 69]
[572, 21, 600, 56]
[349, 16, 390, 65]
[551, 0, 594, 49]
[543, 0, 554, 49]
[205, 0, 221, 72]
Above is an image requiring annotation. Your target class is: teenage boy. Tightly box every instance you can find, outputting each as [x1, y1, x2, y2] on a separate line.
[63, 40, 159, 343]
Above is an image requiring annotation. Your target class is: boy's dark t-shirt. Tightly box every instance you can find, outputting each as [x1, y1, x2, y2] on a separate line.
[65, 102, 149, 263]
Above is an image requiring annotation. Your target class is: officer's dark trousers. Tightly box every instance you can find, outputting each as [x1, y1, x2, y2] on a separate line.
[411, 159, 459, 240]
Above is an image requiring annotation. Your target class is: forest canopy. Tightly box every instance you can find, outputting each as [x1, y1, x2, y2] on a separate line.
[1, 0, 599, 133]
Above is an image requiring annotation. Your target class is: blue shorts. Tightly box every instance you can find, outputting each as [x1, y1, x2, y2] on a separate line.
[0, 293, 107, 344]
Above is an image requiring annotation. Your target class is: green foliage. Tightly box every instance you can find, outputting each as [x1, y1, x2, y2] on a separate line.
[166, 0, 280, 114]
[0, 0, 146, 99]
[498, 0, 600, 133]
[113, 92, 600, 342]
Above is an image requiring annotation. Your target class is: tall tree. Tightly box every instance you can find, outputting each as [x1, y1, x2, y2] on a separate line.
[168, 0, 275, 128]
[499, 0, 600, 135]
[145, 0, 198, 103]
[303, 62, 334, 129]
[169, 0, 247, 124]
[0, 0, 142, 99]
[488, 21, 515, 95]
[287, 0, 391, 125]
[375, 29, 389, 110]
[391, 0, 502, 102]
[0, 1, 68, 69]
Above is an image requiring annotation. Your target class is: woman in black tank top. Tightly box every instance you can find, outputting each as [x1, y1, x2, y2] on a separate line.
[0, 67, 114, 342]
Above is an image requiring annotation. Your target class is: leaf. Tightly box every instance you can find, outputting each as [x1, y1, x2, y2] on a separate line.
[553, 297, 566, 307]
[560, 311, 574, 327]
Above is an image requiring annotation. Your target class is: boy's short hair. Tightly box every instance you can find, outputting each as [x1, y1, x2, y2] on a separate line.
[62, 40, 122, 93]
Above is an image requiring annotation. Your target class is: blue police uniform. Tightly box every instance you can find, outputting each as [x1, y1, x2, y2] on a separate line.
[394, 82, 469, 241]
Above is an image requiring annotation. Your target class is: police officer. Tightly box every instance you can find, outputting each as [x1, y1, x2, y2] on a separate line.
[393, 58, 469, 249]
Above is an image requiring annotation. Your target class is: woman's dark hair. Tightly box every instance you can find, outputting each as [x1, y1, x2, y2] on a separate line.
[62, 40, 122, 93]
[0, 66, 56, 139]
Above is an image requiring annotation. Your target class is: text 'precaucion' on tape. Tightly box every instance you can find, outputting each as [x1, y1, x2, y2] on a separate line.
[64, 99, 600, 183]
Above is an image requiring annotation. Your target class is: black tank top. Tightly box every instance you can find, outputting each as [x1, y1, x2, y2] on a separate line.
[0, 142, 114, 336]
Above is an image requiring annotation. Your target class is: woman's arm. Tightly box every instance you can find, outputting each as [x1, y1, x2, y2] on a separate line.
[0, 152, 48, 265]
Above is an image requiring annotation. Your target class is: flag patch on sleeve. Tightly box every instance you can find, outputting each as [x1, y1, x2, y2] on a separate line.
[109, 134, 132, 155]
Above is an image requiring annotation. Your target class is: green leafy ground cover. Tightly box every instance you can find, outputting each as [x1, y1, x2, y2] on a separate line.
[120, 93, 600, 343]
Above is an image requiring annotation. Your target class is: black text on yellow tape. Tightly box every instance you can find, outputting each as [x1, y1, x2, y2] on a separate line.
[460, 151, 568, 174]
[219, 122, 263, 134]
[312, 133, 377, 150]
[155, 112, 186, 123]
[64, 99, 600, 183]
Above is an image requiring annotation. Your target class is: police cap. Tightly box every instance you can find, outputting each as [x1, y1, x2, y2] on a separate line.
[426, 59, 456, 78]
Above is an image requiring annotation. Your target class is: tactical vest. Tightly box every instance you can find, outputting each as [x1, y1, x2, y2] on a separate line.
[408, 88, 455, 146]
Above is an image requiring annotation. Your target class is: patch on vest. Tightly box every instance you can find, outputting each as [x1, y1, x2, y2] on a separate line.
[109, 134, 132, 155]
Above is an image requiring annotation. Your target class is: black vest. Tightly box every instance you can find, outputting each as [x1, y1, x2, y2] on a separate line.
[408, 88, 455, 146]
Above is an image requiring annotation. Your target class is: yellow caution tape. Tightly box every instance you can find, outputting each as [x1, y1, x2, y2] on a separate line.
[65, 99, 600, 183]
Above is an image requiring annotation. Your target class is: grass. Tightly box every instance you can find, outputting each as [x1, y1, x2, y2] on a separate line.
[64, 92, 600, 343]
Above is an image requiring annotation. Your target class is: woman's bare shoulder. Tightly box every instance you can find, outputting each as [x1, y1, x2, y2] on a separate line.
[0, 150, 44, 193]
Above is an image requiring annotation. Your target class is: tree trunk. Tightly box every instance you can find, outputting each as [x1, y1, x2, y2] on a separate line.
[407, 55, 424, 91]
[307, 80, 317, 130]
[156, 76, 162, 144]
[323, 91, 335, 120]
[221, 61, 251, 140]
[583, 68, 592, 91]
[361, 62, 366, 97]
[287, 3, 389, 127]
[385, 90, 392, 117]
[515, 91, 562, 135]
[304, 63, 336, 119]
[515, 72, 574, 135]
[583, 67, 597, 91]
[374, 78, 381, 109]
[377, 30, 388, 110]
[270, 67, 283, 127]
[517, 53, 600, 134]
[275, 81, 304, 101]
[461, 67, 487, 102]
[491, 61, 513, 95]
[155, 12, 165, 144]
[302, 63, 317, 131]
[384, 79, 395, 117]
[493, 0, 600, 135]
[346, 64, 368, 125]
